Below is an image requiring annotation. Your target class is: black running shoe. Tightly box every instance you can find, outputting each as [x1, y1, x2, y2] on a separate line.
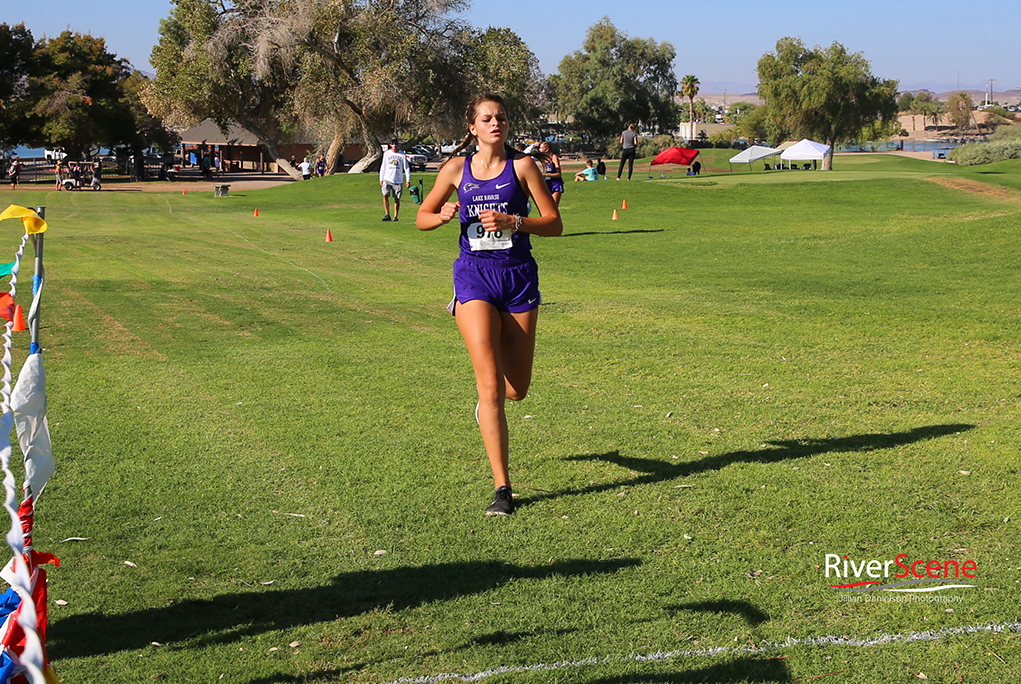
[485, 486, 514, 516]
[382, 215, 392, 222]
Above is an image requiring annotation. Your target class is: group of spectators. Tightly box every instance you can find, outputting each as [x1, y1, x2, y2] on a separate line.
[295, 154, 336, 181]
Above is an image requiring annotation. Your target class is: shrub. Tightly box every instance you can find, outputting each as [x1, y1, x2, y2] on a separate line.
[948, 138, 1021, 165]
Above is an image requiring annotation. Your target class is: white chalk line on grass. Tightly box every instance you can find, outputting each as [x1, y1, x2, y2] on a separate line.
[222, 226, 330, 290]
[384, 621, 1021, 684]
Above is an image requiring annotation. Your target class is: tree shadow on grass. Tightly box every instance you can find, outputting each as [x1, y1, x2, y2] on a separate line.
[666, 599, 770, 627]
[48, 558, 639, 659]
[517, 424, 974, 508]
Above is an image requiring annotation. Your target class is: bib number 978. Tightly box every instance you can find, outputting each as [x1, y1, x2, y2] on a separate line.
[467, 222, 513, 251]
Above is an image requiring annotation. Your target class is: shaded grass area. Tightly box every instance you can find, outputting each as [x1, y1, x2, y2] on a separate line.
[4, 155, 1020, 682]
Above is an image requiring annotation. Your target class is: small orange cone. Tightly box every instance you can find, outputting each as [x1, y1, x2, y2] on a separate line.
[12, 305, 26, 332]
[622, 200, 628, 209]
[612, 209, 619, 220]
[253, 208, 259, 217]
[325, 229, 333, 242]
[183, 189, 187, 195]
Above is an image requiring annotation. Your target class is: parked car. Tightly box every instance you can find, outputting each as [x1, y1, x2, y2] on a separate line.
[412, 144, 440, 161]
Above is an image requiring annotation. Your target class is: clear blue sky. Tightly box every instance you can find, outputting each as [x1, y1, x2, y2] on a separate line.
[8, 0, 1021, 95]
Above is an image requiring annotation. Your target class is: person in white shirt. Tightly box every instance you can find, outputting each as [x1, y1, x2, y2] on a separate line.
[379, 138, 411, 221]
[298, 157, 312, 180]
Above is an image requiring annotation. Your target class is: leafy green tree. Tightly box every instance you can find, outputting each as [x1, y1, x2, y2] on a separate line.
[756, 37, 898, 169]
[897, 91, 915, 112]
[946, 91, 974, 131]
[245, 0, 540, 173]
[554, 18, 678, 140]
[26, 30, 136, 158]
[145, 0, 300, 177]
[736, 104, 770, 144]
[0, 23, 35, 151]
[119, 70, 180, 155]
[725, 101, 756, 124]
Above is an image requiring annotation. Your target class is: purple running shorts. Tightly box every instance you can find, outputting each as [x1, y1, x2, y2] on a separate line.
[449, 255, 541, 315]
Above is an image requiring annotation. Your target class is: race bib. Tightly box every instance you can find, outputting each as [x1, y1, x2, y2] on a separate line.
[467, 222, 513, 252]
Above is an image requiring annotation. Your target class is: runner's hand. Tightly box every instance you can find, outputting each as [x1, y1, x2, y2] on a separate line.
[438, 201, 460, 224]
[479, 210, 510, 233]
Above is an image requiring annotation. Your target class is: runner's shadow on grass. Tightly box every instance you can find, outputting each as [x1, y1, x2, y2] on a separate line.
[563, 229, 665, 237]
[583, 657, 790, 682]
[516, 423, 974, 509]
[48, 558, 640, 659]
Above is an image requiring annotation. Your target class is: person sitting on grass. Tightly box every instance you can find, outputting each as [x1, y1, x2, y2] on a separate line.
[574, 160, 598, 182]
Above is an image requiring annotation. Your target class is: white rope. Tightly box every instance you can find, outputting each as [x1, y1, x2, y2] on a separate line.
[382, 621, 1021, 684]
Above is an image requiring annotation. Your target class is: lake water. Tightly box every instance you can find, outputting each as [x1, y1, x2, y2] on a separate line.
[838, 140, 964, 152]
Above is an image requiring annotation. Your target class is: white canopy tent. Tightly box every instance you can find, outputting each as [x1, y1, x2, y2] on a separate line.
[728, 145, 783, 171]
[779, 139, 830, 169]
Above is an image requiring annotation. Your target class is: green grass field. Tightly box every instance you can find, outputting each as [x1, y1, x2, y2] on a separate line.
[4, 153, 1020, 683]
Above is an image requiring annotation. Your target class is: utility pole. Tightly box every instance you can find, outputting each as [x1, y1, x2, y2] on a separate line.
[985, 79, 995, 107]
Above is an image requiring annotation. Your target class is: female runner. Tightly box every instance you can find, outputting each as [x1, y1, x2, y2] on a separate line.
[538, 141, 563, 206]
[416, 93, 563, 516]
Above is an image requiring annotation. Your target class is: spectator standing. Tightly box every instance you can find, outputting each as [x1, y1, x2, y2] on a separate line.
[379, 137, 410, 221]
[8, 156, 21, 191]
[617, 124, 638, 180]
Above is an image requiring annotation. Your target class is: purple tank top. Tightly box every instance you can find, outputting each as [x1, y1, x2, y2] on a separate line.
[457, 155, 532, 261]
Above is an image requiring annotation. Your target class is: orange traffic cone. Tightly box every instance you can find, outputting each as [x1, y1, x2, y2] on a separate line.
[12, 305, 26, 332]
[612, 209, 619, 220]
[183, 189, 187, 195]
[622, 199, 628, 209]
[253, 208, 259, 217]
[325, 229, 333, 242]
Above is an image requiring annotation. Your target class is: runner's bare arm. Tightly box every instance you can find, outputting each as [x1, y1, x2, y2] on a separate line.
[416, 158, 463, 231]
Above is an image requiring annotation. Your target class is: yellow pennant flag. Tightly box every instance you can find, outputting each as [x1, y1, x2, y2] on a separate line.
[0, 205, 48, 234]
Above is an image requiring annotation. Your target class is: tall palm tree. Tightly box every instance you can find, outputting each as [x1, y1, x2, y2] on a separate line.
[680, 75, 700, 141]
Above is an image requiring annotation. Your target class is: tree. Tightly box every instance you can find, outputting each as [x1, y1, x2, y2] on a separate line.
[244, 0, 540, 173]
[554, 18, 678, 140]
[725, 101, 756, 124]
[736, 104, 770, 144]
[757, 37, 898, 170]
[145, 0, 301, 178]
[26, 30, 138, 159]
[945, 91, 974, 131]
[914, 93, 944, 130]
[119, 70, 180, 156]
[679, 74, 699, 140]
[896, 91, 915, 112]
[0, 23, 34, 152]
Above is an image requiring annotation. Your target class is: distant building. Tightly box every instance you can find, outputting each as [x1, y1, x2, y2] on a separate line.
[175, 120, 362, 172]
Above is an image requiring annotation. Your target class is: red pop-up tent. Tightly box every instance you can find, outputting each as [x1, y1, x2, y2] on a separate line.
[651, 147, 700, 166]
[648, 147, 701, 178]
